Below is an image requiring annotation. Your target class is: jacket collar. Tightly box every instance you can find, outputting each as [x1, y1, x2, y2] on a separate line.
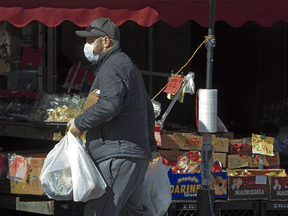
[91, 45, 121, 75]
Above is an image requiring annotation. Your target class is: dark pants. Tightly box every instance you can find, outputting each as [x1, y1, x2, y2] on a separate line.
[84, 158, 152, 216]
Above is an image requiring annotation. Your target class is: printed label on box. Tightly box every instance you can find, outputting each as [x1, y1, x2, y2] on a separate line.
[168, 171, 227, 199]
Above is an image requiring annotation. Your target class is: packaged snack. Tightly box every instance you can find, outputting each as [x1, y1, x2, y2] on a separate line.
[177, 154, 189, 170]
[7, 153, 31, 182]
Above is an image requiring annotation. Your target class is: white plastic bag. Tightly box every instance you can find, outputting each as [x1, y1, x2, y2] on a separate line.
[40, 132, 107, 202]
[143, 157, 172, 216]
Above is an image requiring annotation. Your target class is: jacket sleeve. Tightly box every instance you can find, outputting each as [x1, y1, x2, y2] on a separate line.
[75, 65, 126, 131]
[146, 93, 157, 152]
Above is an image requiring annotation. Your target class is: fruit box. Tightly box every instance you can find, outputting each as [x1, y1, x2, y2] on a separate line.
[168, 170, 227, 199]
[160, 132, 228, 153]
[269, 176, 288, 201]
[10, 153, 47, 196]
[227, 169, 286, 200]
[159, 150, 227, 168]
[160, 133, 203, 151]
[228, 175, 269, 200]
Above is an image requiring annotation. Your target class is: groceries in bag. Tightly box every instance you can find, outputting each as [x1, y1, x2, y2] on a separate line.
[40, 132, 106, 202]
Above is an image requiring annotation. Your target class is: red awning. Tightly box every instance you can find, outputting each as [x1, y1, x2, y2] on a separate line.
[1, 0, 288, 27]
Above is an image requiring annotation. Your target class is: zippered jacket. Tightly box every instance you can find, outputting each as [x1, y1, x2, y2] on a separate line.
[75, 45, 157, 163]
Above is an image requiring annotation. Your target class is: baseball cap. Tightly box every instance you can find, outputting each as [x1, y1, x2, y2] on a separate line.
[76, 18, 120, 40]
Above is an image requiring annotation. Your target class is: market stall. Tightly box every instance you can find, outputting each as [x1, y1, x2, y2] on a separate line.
[0, 0, 288, 216]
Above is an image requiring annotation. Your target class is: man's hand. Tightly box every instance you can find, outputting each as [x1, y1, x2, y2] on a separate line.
[150, 151, 160, 162]
[67, 119, 83, 138]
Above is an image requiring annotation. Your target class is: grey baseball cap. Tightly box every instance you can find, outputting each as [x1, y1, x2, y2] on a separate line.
[76, 18, 120, 40]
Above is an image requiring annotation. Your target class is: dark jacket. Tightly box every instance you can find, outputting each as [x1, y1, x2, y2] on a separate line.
[75, 45, 157, 164]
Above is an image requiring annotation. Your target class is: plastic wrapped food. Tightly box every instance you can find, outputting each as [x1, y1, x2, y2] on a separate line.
[47, 168, 73, 198]
[45, 94, 85, 122]
[152, 100, 161, 119]
[29, 91, 50, 121]
[177, 154, 189, 170]
[7, 153, 31, 182]
[0, 153, 8, 179]
[172, 152, 202, 174]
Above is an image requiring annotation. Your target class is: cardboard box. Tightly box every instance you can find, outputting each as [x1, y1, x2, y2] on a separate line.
[233, 169, 285, 176]
[227, 154, 271, 169]
[211, 135, 229, 153]
[168, 170, 227, 199]
[227, 155, 250, 169]
[228, 175, 269, 200]
[158, 149, 189, 162]
[266, 152, 280, 166]
[228, 139, 252, 155]
[249, 156, 269, 168]
[159, 150, 226, 167]
[269, 177, 288, 201]
[160, 133, 203, 151]
[10, 155, 46, 196]
[213, 153, 226, 168]
[160, 133, 228, 153]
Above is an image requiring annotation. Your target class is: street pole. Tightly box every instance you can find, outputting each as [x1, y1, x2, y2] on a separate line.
[197, 0, 216, 215]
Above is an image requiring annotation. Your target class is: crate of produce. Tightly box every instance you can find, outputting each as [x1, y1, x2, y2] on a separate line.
[168, 170, 227, 199]
[229, 138, 252, 155]
[269, 175, 288, 201]
[160, 132, 228, 152]
[227, 169, 285, 201]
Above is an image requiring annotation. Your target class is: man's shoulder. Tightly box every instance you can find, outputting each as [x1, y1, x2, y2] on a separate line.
[110, 51, 132, 65]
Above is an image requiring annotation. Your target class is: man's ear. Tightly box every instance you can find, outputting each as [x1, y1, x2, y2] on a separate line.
[103, 36, 111, 48]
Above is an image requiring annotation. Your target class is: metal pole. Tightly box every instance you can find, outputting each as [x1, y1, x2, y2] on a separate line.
[206, 0, 216, 89]
[197, 0, 216, 215]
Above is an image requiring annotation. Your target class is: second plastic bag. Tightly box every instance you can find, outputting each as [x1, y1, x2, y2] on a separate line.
[40, 132, 106, 202]
[143, 156, 171, 216]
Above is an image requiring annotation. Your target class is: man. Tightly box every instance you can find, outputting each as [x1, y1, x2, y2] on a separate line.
[67, 18, 157, 216]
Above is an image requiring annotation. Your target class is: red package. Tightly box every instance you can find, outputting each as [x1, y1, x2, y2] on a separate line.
[211, 161, 222, 173]
[161, 156, 170, 167]
[187, 151, 201, 164]
[7, 153, 31, 182]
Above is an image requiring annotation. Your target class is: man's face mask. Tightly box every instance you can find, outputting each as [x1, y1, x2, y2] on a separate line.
[84, 38, 103, 62]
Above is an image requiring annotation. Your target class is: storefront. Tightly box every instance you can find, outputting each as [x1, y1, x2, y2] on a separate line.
[1, 0, 288, 215]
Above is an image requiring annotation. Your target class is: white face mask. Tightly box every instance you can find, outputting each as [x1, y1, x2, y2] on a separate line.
[83, 38, 103, 62]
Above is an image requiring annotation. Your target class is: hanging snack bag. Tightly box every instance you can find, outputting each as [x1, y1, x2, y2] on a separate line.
[7, 153, 31, 182]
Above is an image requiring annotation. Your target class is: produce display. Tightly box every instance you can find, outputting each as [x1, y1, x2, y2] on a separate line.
[29, 93, 86, 122]
[227, 169, 287, 177]
[161, 151, 222, 174]
[229, 138, 252, 155]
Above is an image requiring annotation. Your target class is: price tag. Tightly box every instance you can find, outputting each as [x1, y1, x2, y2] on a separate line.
[252, 134, 275, 156]
[163, 75, 183, 95]
[255, 175, 267, 185]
